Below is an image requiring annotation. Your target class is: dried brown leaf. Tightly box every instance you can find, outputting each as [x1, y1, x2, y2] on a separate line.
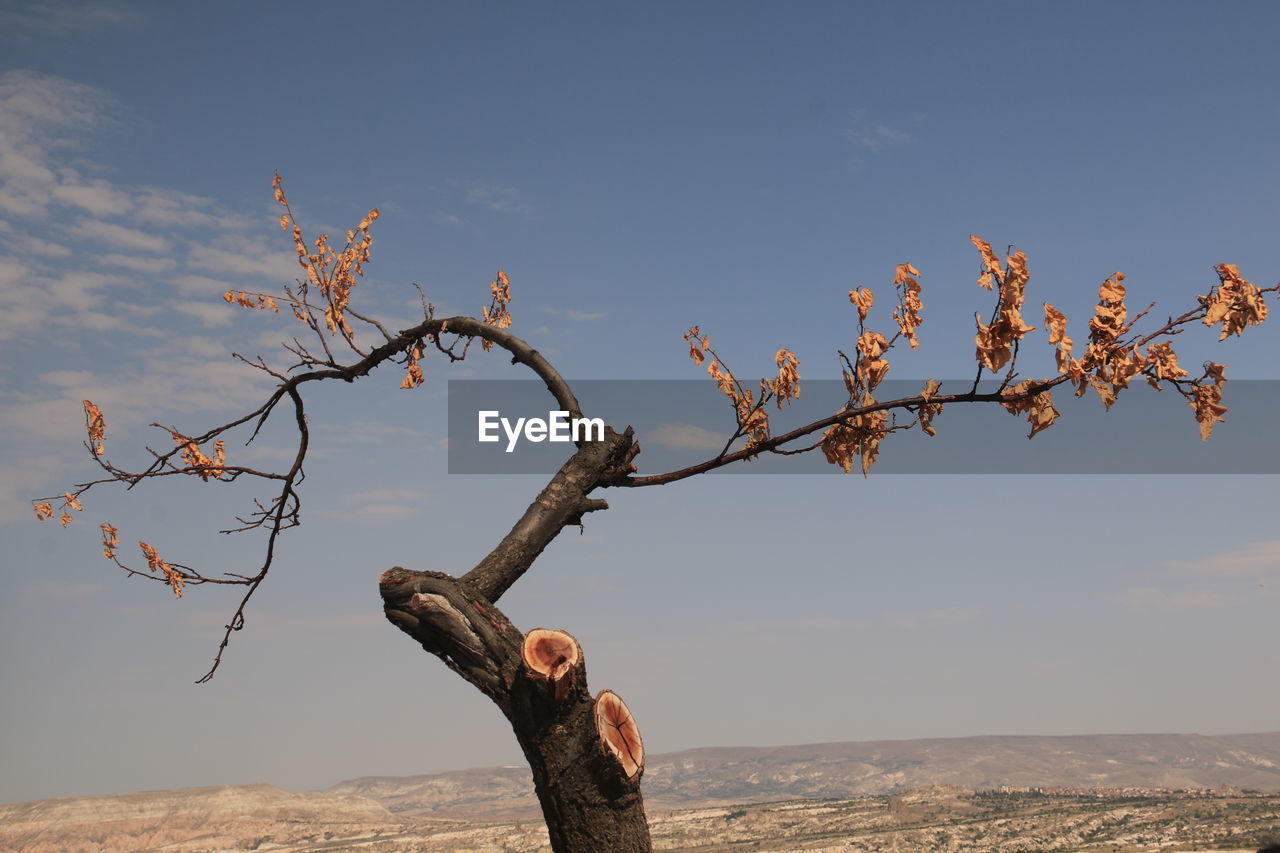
[1190, 382, 1227, 440]
[970, 235, 1002, 290]
[82, 400, 106, 455]
[848, 287, 875, 323]
[892, 263, 924, 348]
[770, 348, 801, 407]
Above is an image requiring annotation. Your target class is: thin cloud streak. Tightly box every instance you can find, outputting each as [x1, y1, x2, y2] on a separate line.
[1165, 539, 1280, 578]
[1117, 587, 1232, 610]
[647, 423, 731, 451]
[0, 1, 140, 36]
[844, 124, 911, 152]
[313, 486, 430, 524]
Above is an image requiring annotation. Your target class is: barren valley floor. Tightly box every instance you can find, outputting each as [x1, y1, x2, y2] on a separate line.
[2, 786, 1278, 852]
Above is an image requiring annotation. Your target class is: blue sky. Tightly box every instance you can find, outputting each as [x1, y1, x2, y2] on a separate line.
[1, 1, 1277, 804]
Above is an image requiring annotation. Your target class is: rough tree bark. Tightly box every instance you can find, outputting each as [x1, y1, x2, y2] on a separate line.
[379, 424, 652, 853]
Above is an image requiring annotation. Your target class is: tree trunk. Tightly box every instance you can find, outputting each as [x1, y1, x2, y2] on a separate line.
[380, 567, 650, 852]
[512, 680, 648, 852]
[378, 426, 649, 851]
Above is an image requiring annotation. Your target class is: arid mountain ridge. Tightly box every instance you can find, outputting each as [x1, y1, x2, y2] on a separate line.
[330, 731, 1280, 820]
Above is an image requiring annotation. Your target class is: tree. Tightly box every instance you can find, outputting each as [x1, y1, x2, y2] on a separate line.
[34, 176, 1276, 852]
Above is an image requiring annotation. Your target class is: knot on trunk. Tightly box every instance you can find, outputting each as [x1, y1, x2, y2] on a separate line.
[379, 567, 523, 704]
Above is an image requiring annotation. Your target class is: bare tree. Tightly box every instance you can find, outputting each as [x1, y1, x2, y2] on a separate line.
[34, 177, 1276, 852]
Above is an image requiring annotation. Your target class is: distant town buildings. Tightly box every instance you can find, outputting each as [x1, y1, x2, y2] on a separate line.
[993, 783, 1267, 799]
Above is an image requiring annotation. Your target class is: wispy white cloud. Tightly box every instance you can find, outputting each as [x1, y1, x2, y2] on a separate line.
[1, 357, 275, 447]
[1165, 539, 1280, 578]
[188, 608, 384, 634]
[0, 70, 290, 344]
[46, 269, 132, 304]
[346, 487, 426, 505]
[28, 580, 110, 601]
[186, 235, 295, 282]
[100, 253, 177, 273]
[722, 606, 983, 638]
[0, 70, 110, 217]
[882, 606, 982, 630]
[0, 70, 340, 532]
[723, 615, 854, 634]
[1117, 587, 1231, 610]
[647, 423, 732, 451]
[0, 449, 77, 525]
[0, 2, 140, 36]
[0, 219, 72, 257]
[171, 301, 235, 327]
[0, 255, 29, 292]
[173, 273, 237, 296]
[839, 120, 911, 151]
[318, 420, 425, 444]
[10, 234, 71, 257]
[0, 265, 150, 341]
[314, 486, 430, 524]
[567, 309, 604, 321]
[458, 181, 534, 216]
[134, 187, 245, 229]
[38, 369, 96, 388]
[51, 175, 135, 217]
[70, 218, 168, 253]
[179, 335, 238, 359]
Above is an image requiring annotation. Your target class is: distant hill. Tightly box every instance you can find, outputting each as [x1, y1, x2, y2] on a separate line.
[3, 732, 1278, 851]
[0, 783, 402, 853]
[328, 731, 1280, 820]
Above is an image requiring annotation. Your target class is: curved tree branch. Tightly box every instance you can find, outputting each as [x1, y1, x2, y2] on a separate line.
[461, 427, 634, 603]
[38, 311, 585, 679]
[618, 377, 1070, 487]
[312, 315, 583, 420]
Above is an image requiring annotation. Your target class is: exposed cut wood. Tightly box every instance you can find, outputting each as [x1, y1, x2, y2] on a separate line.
[522, 628, 581, 680]
[522, 628, 581, 702]
[594, 690, 644, 781]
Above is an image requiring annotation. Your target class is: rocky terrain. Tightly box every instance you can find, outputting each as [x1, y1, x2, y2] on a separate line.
[4, 785, 1277, 852]
[2, 732, 1278, 852]
[643, 786, 1280, 852]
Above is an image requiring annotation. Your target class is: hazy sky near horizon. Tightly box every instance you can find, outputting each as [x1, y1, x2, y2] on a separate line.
[1, 1, 1278, 805]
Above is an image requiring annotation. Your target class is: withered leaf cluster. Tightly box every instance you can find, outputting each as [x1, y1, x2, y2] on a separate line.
[683, 236, 1277, 476]
[682, 327, 802, 448]
[820, 408, 889, 476]
[1204, 263, 1269, 340]
[139, 541, 184, 598]
[479, 270, 513, 352]
[32, 491, 82, 529]
[83, 400, 106, 455]
[972, 237, 1035, 372]
[1001, 378, 1061, 439]
[274, 173, 379, 340]
[165, 428, 228, 482]
[892, 262, 924, 349]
